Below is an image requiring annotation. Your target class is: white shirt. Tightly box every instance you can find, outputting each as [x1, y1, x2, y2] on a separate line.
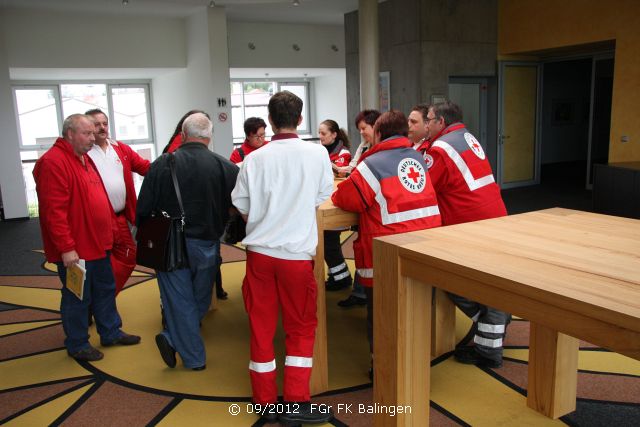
[231, 135, 334, 260]
[88, 140, 126, 213]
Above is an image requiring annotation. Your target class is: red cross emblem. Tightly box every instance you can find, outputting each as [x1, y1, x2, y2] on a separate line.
[398, 158, 426, 194]
[464, 132, 486, 160]
[407, 167, 421, 183]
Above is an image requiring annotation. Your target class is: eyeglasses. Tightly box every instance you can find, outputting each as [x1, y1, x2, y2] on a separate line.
[250, 134, 266, 140]
[425, 117, 439, 123]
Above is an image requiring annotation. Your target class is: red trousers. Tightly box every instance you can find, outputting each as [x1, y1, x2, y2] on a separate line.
[242, 251, 317, 404]
[111, 214, 136, 295]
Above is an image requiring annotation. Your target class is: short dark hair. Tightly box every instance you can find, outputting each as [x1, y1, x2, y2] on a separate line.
[410, 104, 430, 122]
[268, 91, 303, 130]
[430, 101, 463, 126]
[354, 109, 381, 128]
[374, 110, 408, 141]
[85, 108, 106, 117]
[244, 117, 267, 137]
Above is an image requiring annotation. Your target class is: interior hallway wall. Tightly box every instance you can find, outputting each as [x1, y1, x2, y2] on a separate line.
[228, 22, 345, 68]
[314, 72, 348, 137]
[499, 0, 640, 163]
[2, 8, 186, 68]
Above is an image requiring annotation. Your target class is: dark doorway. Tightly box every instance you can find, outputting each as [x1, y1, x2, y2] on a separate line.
[587, 57, 614, 187]
[540, 58, 592, 189]
[540, 56, 614, 190]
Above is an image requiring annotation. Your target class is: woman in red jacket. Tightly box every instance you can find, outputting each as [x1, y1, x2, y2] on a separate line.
[318, 119, 353, 292]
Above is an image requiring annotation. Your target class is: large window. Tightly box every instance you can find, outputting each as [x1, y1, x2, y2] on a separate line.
[231, 80, 311, 144]
[12, 82, 154, 217]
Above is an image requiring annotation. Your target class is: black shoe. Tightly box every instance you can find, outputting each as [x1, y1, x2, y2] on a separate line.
[454, 346, 502, 368]
[68, 346, 104, 362]
[278, 402, 333, 424]
[337, 294, 367, 308]
[192, 365, 206, 371]
[216, 289, 228, 300]
[325, 275, 351, 291]
[155, 333, 177, 368]
[102, 331, 141, 347]
[255, 406, 278, 424]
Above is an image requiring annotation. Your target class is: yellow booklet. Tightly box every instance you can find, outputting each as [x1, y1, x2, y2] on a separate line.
[66, 260, 86, 300]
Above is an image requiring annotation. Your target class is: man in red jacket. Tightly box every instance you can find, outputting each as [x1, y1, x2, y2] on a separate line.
[422, 101, 510, 368]
[86, 109, 150, 295]
[34, 114, 140, 362]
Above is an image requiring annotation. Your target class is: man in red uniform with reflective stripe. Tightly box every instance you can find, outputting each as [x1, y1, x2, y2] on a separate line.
[421, 101, 510, 368]
[332, 110, 441, 378]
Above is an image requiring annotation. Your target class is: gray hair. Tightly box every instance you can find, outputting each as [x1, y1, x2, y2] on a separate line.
[182, 112, 213, 140]
[62, 114, 91, 137]
[430, 101, 463, 126]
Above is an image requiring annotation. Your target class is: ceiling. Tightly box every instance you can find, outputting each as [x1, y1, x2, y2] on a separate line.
[0, 0, 360, 25]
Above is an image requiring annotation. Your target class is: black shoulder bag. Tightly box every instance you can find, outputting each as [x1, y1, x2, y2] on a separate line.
[136, 154, 189, 271]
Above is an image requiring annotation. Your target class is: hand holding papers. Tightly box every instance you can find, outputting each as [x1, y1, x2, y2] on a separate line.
[66, 259, 86, 300]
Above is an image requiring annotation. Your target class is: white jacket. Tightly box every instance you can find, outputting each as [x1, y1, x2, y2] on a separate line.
[231, 134, 334, 260]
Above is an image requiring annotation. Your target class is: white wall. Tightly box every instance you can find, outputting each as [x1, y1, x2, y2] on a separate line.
[152, 8, 232, 159]
[2, 8, 186, 68]
[0, 23, 29, 219]
[314, 71, 348, 137]
[228, 22, 345, 68]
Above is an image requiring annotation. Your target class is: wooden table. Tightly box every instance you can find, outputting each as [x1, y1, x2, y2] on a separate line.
[373, 208, 640, 426]
[310, 189, 358, 394]
[308, 179, 456, 393]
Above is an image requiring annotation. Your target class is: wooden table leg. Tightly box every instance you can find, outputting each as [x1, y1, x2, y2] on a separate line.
[527, 322, 579, 418]
[374, 239, 430, 427]
[431, 289, 455, 358]
[310, 218, 329, 394]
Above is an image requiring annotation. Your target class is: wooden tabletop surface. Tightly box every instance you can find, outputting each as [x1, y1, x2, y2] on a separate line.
[378, 208, 640, 341]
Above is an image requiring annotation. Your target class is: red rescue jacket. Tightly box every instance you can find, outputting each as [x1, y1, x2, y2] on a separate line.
[332, 136, 441, 286]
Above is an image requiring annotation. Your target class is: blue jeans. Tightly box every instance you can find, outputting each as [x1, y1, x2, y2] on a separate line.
[56, 254, 122, 354]
[156, 238, 219, 368]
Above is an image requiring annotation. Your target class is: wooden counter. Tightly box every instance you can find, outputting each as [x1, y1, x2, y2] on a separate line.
[373, 208, 640, 425]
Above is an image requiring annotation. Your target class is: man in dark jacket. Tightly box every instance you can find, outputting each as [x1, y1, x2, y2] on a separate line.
[137, 112, 238, 370]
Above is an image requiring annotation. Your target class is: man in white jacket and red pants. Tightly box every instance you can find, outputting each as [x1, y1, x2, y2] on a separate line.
[231, 91, 334, 425]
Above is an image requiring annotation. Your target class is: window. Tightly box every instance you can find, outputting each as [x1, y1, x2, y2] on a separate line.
[13, 86, 61, 147]
[230, 80, 311, 144]
[12, 81, 155, 217]
[13, 82, 153, 149]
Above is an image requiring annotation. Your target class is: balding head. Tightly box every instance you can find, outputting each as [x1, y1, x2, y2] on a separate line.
[182, 112, 213, 145]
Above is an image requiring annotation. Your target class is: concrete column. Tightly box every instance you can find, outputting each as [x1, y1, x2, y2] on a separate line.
[0, 13, 29, 219]
[358, 0, 379, 110]
[207, 6, 233, 159]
